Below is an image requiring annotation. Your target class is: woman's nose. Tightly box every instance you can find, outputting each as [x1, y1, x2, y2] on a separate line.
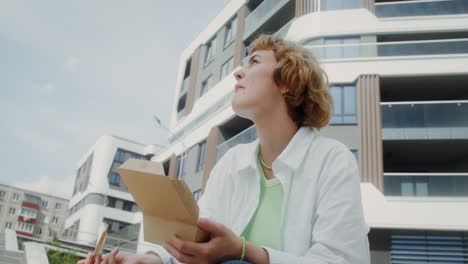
[234, 68, 244, 81]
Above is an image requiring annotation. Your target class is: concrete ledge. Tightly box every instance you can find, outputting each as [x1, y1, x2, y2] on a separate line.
[5, 229, 19, 252]
[24, 242, 49, 264]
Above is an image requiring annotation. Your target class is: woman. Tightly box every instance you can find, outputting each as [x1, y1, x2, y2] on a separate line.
[80, 34, 370, 264]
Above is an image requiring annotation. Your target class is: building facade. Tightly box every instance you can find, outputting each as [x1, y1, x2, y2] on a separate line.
[146, 0, 468, 263]
[63, 135, 162, 252]
[0, 184, 69, 242]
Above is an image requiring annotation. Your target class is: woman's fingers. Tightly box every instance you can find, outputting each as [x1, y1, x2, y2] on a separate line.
[80, 252, 95, 264]
[163, 241, 194, 264]
[108, 248, 119, 264]
[101, 247, 119, 264]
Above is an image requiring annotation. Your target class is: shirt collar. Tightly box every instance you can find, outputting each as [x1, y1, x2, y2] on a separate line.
[237, 126, 317, 173]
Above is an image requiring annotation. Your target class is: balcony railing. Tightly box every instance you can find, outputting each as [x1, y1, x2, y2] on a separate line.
[216, 125, 257, 161]
[381, 100, 468, 140]
[180, 76, 190, 94]
[375, 0, 468, 18]
[384, 173, 468, 197]
[306, 38, 468, 61]
[243, 0, 290, 40]
[170, 91, 233, 143]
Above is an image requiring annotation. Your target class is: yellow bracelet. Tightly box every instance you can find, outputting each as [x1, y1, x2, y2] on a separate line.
[240, 236, 246, 261]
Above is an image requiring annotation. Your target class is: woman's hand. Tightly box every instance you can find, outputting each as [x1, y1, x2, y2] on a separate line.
[77, 247, 163, 264]
[163, 218, 243, 264]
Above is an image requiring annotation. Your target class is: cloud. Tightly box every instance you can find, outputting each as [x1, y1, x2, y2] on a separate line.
[37, 82, 55, 94]
[13, 175, 75, 200]
[64, 56, 80, 72]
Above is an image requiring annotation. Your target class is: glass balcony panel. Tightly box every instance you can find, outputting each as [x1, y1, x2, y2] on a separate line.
[382, 102, 468, 127]
[243, 0, 290, 40]
[216, 125, 257, 161]
[375, 0, 468, 18]
[384, 175, 468, 197]
[307, 39, 468, 61]
[381, 101, 468, 139]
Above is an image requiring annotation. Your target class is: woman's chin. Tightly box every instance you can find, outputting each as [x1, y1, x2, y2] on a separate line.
[231, 101, 253, 120]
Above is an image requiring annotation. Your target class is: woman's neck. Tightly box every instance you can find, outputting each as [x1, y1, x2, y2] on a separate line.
[255, 115, 299, 169]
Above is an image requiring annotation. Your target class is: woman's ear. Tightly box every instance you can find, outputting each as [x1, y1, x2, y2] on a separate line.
[279, 84, 289, 94]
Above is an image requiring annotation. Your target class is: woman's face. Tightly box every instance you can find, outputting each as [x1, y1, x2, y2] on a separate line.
[232, 49, 285, 121]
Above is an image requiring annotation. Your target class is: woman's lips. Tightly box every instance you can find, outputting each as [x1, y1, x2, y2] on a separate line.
[235, 84, 245, 93]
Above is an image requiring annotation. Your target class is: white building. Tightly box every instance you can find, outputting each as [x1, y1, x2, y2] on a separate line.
[0, 184, 68, 242]
[63, 135, 162, 251]
[142, 0, 468, 263]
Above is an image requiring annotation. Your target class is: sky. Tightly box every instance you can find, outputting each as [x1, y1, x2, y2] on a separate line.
[0, 0, 230, 199]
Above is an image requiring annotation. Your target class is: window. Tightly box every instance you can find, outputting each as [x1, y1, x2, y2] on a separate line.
[0, 190, 6, 199]
[52, 216, 59, 225]
[12, 192, 20, 201]
[20, 208, 36, 218]
[330, 85, 357, 124]
[9, 207, 16, 215]
[115, 149, 126, 162]
[103, 218, 131, 233]
[130, 153, 144, 160]
[55, 202, 62, 210]
[106, 197, 116, 208]
[123, 201, 133, 212]
[204, 36, 217, 65]
[200, 75, 213, 97]
[176, 156, 187, 180]
[119, 222, 129, 231]
[196, 141, 207, 172]
[35, 227, 42, 235]
[323, 0, 360, 11]
[193, 189, 202, 201]
[324, 37, 360, 59]
[41, 200, 48, 208]
[109, 172, 121, 187]
[5, 222, 12, 229]
[37, 213, 45, 222]
[177, 94, 187, 113]
[224, 16, 237, 47]
[400, 177, 429, 196]
[220, 57, 234, 80]
[415, 177, 429, 196]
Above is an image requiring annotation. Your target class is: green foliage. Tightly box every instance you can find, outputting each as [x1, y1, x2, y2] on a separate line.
[46, 249, 81, 264]
[17, 237, 25, 251]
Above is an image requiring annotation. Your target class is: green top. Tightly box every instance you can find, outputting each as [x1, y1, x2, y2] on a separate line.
[241, 152, 284, 250]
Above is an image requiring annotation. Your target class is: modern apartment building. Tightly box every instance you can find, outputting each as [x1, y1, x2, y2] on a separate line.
[63, 135, 162, 251]
[0, 184, 69, 242]
[146, 0, 468, 263]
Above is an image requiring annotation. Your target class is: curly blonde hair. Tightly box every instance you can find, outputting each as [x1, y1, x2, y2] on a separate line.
[248, 34, 332, 129]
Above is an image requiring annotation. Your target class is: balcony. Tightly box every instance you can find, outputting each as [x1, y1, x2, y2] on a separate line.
[170, 91, 234, 143]
[381, 100, 468, 140]
[306, 38, 468, 61]
[384, 173, 468, 197]
[243, 0, 292, 41]
[216, 125, 257, 161]
[375, 0, 468, 18]
[180, 76, 190, 94]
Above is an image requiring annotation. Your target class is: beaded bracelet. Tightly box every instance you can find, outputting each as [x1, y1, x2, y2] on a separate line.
[240, 236, 246, 261]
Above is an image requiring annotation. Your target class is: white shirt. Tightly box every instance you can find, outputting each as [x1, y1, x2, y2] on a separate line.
[153, 126, 370, 264]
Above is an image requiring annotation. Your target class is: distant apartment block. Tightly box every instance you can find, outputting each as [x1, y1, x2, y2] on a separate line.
[0, 184, 68, 242]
